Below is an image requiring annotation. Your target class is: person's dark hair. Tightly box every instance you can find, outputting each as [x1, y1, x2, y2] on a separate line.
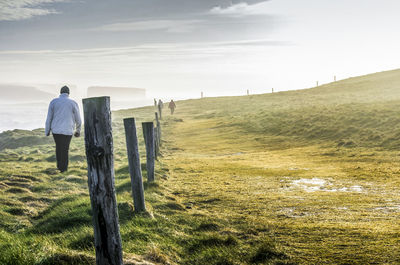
[60, 86, 70, 94]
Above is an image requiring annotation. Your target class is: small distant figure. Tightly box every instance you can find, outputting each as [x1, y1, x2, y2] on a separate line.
[45, 86, 81, 172]
[168, 100, 176, 115]
[154, 98, 157, 107]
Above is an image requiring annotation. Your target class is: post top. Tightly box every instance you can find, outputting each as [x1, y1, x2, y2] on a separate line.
[82, 96, 110, 104]
[142, 121, 154, 126]
[123, 117, 136, 122]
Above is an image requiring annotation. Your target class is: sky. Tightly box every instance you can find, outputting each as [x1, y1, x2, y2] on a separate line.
[1, 0, 400, 99]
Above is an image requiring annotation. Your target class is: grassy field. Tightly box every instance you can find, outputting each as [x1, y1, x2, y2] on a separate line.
[1, 69, 400, 264]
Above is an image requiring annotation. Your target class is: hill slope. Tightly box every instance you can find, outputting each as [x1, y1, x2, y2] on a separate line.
[0, 68, 400, 264]
[176, 68, 400, 149]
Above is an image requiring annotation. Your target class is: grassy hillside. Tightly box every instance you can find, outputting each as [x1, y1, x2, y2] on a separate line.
[176, 69, 400, 150]
[0, 129, 52, 151]
[0, 69, 400, 264]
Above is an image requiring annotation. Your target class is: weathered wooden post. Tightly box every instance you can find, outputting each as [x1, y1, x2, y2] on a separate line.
[158, 102, 162, 120]
[123, 118, 146, 213]
[154, 126, 159, 160]
[142, 122, 155, 182]
[83, 96, 123, 265]
[155, 112, 161, 147]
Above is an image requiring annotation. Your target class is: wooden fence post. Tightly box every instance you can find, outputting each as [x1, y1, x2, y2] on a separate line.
[83, 96, 123, 265]
[123, 118, 146, 213]
[154, 126, 159, 160]
[158, 103, 162, 120]
[155, 112, 161, 147]
[142, 122, 155, 182]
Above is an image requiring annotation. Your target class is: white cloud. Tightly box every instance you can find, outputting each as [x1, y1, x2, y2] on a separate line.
[210, 1, 271, 17]
[0, 0, 65, 21]
[96, 19, 204, 33]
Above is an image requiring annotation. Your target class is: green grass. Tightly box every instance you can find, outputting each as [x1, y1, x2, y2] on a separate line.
[1, 68, 400, 264]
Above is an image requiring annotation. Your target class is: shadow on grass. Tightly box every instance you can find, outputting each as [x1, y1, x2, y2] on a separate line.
[39, 252, 95, 265]
[249, 241, 289, 264]
[118, 201, 135, 224]
[70, 155, 86, 162]
[116, 180, 132, 193]
[143, 181, 159, 190]
[154, 202, 186, 212]
[187, 234, 238, 253]
[184, 234, 239, 265]
[32, 196, 92, 234]
[195, 222, 220, 232]
[183, 234, 294, 265]
[69, 234, 94, 250]
[115, 165, 129, 175]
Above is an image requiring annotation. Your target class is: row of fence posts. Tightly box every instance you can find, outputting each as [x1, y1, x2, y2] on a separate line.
[83, 96, 162, 265]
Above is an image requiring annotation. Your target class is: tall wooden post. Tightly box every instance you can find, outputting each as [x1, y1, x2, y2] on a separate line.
[154, 126, 159, 160]
[142, 122, 155, 182]
[123, 118, 146, 213]
[83, 96, 123, 265]
[155, 112, 161, 147]
[158, 103, 162, 120]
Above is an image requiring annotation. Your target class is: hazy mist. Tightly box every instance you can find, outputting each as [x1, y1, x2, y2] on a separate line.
[1, 0, 400, 131]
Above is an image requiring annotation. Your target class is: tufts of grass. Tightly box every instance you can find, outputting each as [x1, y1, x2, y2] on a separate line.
[196, 222, 220, 231]
[187, 233, 238, 252]
[249, 240, 288, 264]
[32, 196, 92, 234]
[144, 244, 171, 265]
[3, 69, 400, 264]
[38, 252, 95, 265]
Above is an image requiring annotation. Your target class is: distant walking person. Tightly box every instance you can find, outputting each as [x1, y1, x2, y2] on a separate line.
[168, 100, 176, 115]
[45, 86, 81, 172]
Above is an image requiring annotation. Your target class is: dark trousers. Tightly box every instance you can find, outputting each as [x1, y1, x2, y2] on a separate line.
[53, 134, 72, 172]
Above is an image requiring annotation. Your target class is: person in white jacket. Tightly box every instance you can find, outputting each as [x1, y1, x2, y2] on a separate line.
[45, 86, 82, 172]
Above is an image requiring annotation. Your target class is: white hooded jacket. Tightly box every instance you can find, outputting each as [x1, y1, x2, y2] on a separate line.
[45, 93, 82, 136]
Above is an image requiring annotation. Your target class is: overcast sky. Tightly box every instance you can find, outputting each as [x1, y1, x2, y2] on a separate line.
[1, 0, 400, 98]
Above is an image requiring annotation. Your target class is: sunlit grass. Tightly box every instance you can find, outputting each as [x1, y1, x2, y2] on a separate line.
[1, 69, 400, 264]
